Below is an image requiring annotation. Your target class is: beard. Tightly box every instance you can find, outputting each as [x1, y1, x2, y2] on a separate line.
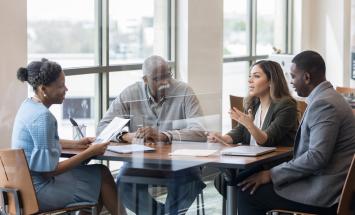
[156, 83, 170, 99]
[158, 83, 170, 91]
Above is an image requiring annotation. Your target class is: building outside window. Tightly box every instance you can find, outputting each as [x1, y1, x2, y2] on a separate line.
[27, 0, 173, 139]
[222, 0, 292, 131]
[27, 0, 292, 213]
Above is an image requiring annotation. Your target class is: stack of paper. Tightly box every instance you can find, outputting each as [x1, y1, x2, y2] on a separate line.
[107, 144, 155, 154]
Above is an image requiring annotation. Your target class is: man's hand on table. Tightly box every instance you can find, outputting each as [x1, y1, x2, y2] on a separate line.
[121, 127, 170, 145]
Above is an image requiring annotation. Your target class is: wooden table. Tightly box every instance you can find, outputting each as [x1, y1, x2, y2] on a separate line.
[62, 141, 292, 215]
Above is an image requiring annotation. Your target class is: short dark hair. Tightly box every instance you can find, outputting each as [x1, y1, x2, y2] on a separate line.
[292, 50, 326, 77]
[17, 58, 62, 91]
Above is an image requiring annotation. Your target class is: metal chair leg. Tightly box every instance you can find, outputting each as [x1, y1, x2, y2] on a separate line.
[91, 205, 97, 215]
[200, 191, 205, 215]
[195, 191, 205, 215]
[196, 193, 200, 215]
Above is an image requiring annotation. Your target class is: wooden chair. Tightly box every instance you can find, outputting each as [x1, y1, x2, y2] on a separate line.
[267, 154, 355, 215]
[229, 95, 244, 128]
[0, 149, 97, 215]
[296, 100, 307, 122]
[335, 86, 355, 94]
[230, 95, 308, 125]
[336, 87, 355, 115]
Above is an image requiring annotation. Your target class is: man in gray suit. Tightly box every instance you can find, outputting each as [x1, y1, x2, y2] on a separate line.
[237, 50, 355, 214]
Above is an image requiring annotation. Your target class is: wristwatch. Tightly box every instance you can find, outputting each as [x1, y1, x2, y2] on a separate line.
[116, 131, 128, 142]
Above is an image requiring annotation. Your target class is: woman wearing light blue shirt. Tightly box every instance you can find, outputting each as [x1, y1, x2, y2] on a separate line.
[12, 59, 125, 214]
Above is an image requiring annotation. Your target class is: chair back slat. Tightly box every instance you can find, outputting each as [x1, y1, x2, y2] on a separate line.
[335, 87, 355, 94]
[229, 95, 244, 128]
[0, 149, 39, 214]
[336, 87, 355, 116]
[296, 100, 307, 122]
[338, 154, 355, 215]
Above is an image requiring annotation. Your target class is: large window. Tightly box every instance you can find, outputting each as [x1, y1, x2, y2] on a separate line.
[27, 0, 173, 138]
[256, 0, 288, 55]
[109, 0, 170, 64]
[222, 0, 292, 131]
[223, 0, 248, 57]
[28, 0, 98, 68]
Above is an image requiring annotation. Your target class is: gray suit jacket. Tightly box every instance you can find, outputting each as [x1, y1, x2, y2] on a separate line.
[270, 81, 355, 207]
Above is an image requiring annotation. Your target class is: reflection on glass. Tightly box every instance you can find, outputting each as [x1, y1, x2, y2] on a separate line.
[109, 0, 169, 64]
[223, 0, 248, 57]
[106, 80, 207, 141]
[49, 74, 98, 139]
[109, 70, 143, 101]
[256, 0, 286, 55]
[222, 62, 249, 132]
[104, 66, 206, 143]
[27, 0, 97, 68]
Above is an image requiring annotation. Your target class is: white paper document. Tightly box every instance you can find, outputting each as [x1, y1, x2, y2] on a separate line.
[94, 117, 130, 144]
[107, 144, 155, 154]
[220, 146, 276, 156]
[169, 149, 218, 157]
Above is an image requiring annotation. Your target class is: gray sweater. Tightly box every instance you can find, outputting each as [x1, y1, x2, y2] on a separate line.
[97, 79, 206, 142]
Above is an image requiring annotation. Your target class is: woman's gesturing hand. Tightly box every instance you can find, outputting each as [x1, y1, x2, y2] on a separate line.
[229, 107, 254, 129]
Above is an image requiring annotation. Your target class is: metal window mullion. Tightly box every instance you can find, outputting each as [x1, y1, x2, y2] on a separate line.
[101, 0, 110, 115]
[223, 55, 268, 63]
[247, 0, 253, 61]
[169, 0, 176, 76]
[250, 0, 257, 66]
[95, 0, 104, 124]
[286, 0, 294, 54]
[167, 0, 172, 61]
[63, 67, 102, 76]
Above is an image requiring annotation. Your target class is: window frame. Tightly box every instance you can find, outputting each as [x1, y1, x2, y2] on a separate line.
[223, 0, 293, 67]
[61, 0, 175, 124]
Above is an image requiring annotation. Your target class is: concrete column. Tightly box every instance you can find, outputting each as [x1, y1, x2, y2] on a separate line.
[176, 0, 223, 130]
[293, 0, 351, 87]
[0, 0, 27, 148]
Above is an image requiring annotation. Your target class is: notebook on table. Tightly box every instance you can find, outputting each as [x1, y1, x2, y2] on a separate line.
[107, 144, 155, 154]
[220, 146, 276, 156]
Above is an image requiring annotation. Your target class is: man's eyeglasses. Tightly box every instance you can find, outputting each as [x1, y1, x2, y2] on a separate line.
[151, 71, 173, 82]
